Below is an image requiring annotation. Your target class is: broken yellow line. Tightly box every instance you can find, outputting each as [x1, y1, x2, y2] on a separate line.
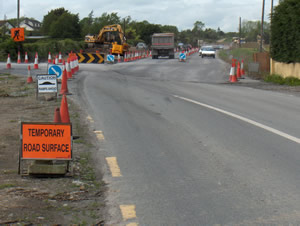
[106, 157, 122, 177]
[126, 223, 138, 226]
[94, 130, 105, 140]
[120, 205, 137, 221]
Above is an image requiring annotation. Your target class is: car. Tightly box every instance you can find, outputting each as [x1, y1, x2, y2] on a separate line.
[199, 46, 213, 56]
[201, 46, 216, 58]
[136, 42, 147, 49]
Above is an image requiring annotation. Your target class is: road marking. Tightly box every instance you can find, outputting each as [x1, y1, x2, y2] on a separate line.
[173, 95, 300, 144]
[126, 223, 138, 226]
[120, 205, 137, 220]
[94, 130, 105, 140]
[106, 157, 122, 177]
[87, 115, 94, 123]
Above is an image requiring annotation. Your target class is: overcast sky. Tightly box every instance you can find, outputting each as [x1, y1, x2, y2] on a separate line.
[0, 0, 279, 32]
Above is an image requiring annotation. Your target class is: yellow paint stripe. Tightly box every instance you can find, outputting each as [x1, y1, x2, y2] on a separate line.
[120, 205, 137, 220]
[87, 115, 94, 123]
[94, 130, 105, 140]
[126, 223, 138, 226]
[87, 53, 95, 63]
[106, 157, 122, 177]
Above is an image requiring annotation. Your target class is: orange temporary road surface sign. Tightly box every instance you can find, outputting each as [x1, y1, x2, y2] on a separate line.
[21, 122, 72, 160]
[11, 27, 25, 42]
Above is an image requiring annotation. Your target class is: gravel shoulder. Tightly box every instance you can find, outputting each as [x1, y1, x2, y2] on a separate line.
[0, 71, 106, 225]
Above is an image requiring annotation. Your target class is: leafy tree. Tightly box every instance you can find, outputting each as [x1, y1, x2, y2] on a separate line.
[80, 10, 94, 37]
[271, 0, 300, 63]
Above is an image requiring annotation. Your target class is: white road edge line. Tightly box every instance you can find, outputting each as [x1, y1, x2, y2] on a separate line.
[173, 95, 300, 144]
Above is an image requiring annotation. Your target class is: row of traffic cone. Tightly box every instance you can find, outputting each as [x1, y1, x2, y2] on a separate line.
[123, 50, 152, 62]
[229, 59, 245, 83]
[48, 52, 63, 64]
[6, 52, 39, 69]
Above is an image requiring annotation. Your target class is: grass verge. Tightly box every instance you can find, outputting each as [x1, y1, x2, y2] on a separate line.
[263, 74, 300, 86]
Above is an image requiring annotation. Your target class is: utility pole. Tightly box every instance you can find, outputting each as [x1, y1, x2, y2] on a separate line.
[17, 0, 20, 27]
[260, 0, 265, 52]
[239, 17, 241, 48]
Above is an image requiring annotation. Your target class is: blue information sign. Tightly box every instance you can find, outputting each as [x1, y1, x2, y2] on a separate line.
[107, 55, 115, 62]
[48, 65, 63, 79]
[179, 53, 186, 60]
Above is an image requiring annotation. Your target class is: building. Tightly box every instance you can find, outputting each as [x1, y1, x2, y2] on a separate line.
[0, 20, 14, 35]
[20, 18, 42, 31]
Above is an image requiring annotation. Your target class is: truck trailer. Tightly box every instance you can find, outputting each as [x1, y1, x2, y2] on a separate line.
[151, 33, 175, 59]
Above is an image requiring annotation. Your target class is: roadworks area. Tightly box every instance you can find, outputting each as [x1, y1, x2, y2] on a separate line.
[0, 72, 106, 225]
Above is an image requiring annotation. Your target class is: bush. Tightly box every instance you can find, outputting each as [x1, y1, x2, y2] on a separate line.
[271, 0, 300, 63]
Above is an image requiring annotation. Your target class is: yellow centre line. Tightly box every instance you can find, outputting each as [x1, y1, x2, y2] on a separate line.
[94, 130, 105, 140]
[106, 157, 122, 177]
[120, 205, 137, 221]
[87, 115, 94, 123]
[126, 223, 138, 226]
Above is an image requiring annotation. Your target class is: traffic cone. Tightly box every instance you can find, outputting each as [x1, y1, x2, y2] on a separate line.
[24, 52, 29, 63]
[229, 60, 237, 83]
[70, 55, 75, 75]
[118, 54, 121, 63]
[6, 54, 11, 69]
[17, 51, 21, 64]
[55, 55, 59, 65]
[59, 64, 69, 95]
[52, 59, 56, 64]
[54, 107, 62, 123]
[241, 60, 245, 76]
[66, 58, 72, 79]
[27, 65, 33, 83]
[58, 52, 62, 63]
[124, 53, 127, 62]
[34, 53, 39, 69]
[60, 95, 70, 123]
[48, 52, 52, 64]
[75, 55, 79, 72]
[237, 61, 241, 79]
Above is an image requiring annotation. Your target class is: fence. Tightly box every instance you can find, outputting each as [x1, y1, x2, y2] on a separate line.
[270, 59, 300, 79]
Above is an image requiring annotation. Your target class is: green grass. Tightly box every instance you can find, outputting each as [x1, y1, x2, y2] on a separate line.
[0, 183, 15, 189]
[264, 74, 300, 86]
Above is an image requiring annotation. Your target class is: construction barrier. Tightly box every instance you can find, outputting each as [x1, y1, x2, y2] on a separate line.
[76, 53, 105, 64]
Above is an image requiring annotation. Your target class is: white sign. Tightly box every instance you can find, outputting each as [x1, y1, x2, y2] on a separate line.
[37, 74, 58, 93]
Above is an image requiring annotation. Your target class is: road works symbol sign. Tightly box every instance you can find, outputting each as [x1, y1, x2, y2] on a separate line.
[21, 122, 72, 160]
[48, 64, 63, 79]
[37, 74, 57, 94]
[11, 28, 25, 42]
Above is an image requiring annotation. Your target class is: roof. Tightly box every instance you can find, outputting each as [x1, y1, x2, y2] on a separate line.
[0, 20, 14, 27]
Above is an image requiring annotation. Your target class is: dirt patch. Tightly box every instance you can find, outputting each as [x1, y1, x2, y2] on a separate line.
[0, 73, 105, 225]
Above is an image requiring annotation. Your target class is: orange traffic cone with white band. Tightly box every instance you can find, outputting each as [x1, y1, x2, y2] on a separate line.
[58, 52, 62, 63]
[237, 61, 241, 79]
[60, 95, 70, 123]
[34, 53, 39, 69]
[241, 60, 245, 77]
[17, 51, 21, 64]
[230, 60, 237, 83]
[59, 64, 69, 95]
[6, 54, 11, 69]
[55, 55, 59, 65]
[75, 55, 79, 72]
[66, 58, 72, 79]
[48, 52, 52, 63]
[24, 52, 29, 63]
[27, 65, 33, 83]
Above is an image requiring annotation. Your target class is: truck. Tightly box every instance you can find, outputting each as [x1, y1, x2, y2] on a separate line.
[151, 33, 175, 59]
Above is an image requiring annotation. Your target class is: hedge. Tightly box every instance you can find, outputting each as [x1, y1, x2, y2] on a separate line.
[270, 0, 300, 63]
[0, 37, 86, 61]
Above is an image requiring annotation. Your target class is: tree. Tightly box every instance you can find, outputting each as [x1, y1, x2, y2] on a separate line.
[271, 0, 300, 63]
[42, 8, 81, 38]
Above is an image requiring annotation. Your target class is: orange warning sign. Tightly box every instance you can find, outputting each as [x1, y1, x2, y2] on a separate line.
[21, 122, 72, 160]
[11, 28, 25, 42]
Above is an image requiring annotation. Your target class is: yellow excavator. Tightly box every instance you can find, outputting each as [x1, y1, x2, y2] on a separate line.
[85, 24, 129, 56]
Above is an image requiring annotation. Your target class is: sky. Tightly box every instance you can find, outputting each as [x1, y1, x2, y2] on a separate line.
[0, 0, 279, 32]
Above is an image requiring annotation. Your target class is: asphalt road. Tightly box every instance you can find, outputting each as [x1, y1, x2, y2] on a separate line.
[3, 53, 300, 225]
